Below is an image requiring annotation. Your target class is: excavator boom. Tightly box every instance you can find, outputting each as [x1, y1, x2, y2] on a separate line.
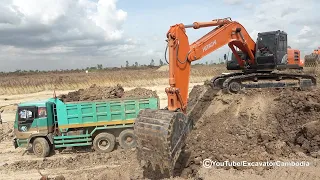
[164, 18, 257, 112]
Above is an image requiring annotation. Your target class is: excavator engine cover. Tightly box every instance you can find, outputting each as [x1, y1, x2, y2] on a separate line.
[134, 109, 193, 173]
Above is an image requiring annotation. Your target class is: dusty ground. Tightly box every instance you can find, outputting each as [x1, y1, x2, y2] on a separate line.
[1, 83, 320, 180]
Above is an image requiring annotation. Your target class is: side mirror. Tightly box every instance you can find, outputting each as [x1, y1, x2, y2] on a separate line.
[224, 54, 227, 60]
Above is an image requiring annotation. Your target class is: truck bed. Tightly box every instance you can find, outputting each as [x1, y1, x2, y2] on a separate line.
[50, 97, 159, 129]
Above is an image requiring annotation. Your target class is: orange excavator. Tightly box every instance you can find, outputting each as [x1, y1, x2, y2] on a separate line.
[133, 18, 316, 174]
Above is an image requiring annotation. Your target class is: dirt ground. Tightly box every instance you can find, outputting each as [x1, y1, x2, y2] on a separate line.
[1, 84, 320, 180]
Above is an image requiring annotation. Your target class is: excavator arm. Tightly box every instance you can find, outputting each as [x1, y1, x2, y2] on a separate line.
[165, 18, 256, 113]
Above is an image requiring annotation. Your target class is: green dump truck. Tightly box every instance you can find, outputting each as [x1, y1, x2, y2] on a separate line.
[13, 97, 159, 157]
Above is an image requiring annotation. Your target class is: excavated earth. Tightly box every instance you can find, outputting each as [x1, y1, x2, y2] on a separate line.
[58, 84, 158, 102]
[1, 84, 320, 179]
[175, 85, 320, 179]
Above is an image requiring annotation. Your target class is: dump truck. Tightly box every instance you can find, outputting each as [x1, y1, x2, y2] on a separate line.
[13, 97, 159, 157]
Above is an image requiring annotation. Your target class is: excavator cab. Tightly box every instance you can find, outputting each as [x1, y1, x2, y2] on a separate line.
[255, 30, 287, 70]
[227, 30, 288, 71]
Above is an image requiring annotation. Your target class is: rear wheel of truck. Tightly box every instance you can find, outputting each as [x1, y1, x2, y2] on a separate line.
[119, 129, 137, 149]
[32, 137, 50, 158]
[93, 132, 115, 153]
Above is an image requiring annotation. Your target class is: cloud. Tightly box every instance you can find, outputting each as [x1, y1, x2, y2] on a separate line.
[298, 26, 312, 36]
[223, 0, 243, 5]
[0, 0, 127, 49]
[281, 7, 299, 17]
[0, 0, 133, 71]
[236, 0, 320, 56]
[244, 3, 254, 9]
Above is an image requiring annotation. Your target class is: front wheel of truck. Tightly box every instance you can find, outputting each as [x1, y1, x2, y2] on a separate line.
[32, 137, 50, 158]
[93, 132, 115, 153]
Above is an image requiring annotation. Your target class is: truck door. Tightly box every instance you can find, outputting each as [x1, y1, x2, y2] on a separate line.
[17, 106, 37, 132]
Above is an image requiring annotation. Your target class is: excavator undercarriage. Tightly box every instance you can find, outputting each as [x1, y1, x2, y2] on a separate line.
[211, 71, 316, 93]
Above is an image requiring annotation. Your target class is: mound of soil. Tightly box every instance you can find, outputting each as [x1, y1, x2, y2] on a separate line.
[0, 122, 14, 143]
[59, 84, 158, 102]
[124, 88, 159, 99]
[177, 87, 320, 177]
[59, 84, 124, 102]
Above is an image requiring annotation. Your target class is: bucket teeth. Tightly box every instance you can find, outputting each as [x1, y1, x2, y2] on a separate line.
[134, 109, 191, 173]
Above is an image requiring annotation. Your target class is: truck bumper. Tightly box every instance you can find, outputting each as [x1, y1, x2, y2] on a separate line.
[13, 138, 18, 149]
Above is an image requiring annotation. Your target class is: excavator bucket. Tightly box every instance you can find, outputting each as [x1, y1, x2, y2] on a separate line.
[304, 53, 319, 74]
[134, 85, 218, 175]
[134, 109, 192, 174]
[304, 53, 319, 67]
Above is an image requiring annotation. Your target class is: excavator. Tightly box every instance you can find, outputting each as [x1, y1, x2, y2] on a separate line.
[133, 18, 317, 174]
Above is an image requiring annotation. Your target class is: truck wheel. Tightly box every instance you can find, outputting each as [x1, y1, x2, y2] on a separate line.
[119, 129, 137, 149]
[93, 132, 115, 153]
[32, 137, 50, 158]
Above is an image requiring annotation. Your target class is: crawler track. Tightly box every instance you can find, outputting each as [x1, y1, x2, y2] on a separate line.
[211, 72, 316, 93]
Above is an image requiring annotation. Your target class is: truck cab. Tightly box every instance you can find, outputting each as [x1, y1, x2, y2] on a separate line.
[14, 100, 54, 148]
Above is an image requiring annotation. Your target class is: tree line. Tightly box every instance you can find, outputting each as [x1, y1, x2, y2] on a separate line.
[0, 59, 224, 74]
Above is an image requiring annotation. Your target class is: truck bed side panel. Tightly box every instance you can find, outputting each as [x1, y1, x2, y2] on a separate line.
[53, 98, 158, 129]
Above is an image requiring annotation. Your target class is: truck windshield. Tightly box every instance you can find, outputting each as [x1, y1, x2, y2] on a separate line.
[257, 34, 276, 56]
[17, 106, 36, 121]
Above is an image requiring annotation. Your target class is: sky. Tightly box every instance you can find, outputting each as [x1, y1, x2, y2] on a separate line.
[0, 0, 319, 72]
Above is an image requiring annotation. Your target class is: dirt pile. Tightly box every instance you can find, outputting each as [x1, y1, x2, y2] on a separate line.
[59, 84, 158, 102]
[124, 88, 159, 99]
[0, 122, 14, 143]
[178, 87, 320, 177]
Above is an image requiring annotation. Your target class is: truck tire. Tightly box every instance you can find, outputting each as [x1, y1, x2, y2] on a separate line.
[118, 129, 137, 149]
[93, 132, 115, 153]
[32, 137, 50, 158]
